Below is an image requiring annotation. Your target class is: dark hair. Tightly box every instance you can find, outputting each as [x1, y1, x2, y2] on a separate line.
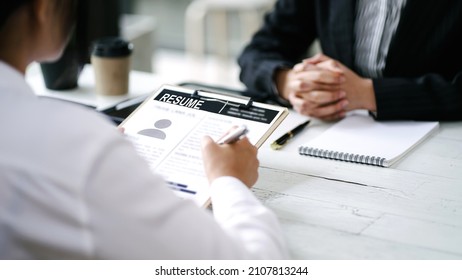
[0, 0, 77, 29]
[0, 0, 32, 27]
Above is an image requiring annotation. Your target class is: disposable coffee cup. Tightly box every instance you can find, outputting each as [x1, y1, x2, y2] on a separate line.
[91, 37, 133, 96]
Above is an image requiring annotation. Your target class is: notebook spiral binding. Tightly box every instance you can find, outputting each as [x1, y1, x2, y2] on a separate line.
[298, 146, 386, 167]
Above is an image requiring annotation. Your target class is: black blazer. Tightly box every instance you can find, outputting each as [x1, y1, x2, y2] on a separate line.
[238, 0, 462, 121]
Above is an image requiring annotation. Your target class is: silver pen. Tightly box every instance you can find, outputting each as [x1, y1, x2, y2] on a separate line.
[217, 125, 248, 145]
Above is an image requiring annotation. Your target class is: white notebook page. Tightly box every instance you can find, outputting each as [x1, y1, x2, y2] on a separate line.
[299, 111, 439, 166]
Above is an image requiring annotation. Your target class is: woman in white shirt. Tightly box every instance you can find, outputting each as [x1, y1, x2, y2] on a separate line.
[0, 0, 287, 259]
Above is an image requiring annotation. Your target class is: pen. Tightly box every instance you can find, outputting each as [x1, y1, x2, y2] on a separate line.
[115, 93, 150, 110]
[217, 125, 248, 145]
[271, 120, 311, 150]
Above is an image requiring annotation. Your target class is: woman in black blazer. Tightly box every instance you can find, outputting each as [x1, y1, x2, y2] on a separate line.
[238, 0, 462, 121]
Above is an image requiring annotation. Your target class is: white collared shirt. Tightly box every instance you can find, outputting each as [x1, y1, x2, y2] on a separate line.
[0, 61, 287, 259]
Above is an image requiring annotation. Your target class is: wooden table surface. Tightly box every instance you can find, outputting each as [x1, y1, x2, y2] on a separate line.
[257, 112, 462, 259]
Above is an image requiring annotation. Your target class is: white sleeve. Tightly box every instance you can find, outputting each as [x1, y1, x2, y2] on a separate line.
[210, 176, 289, 259]
[84, 137, 288, 259]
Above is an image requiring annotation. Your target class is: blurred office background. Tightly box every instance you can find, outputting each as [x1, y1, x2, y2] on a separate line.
[119, 0, 275, 88]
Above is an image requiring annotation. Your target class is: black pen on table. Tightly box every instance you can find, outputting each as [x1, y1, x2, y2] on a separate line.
[270, 120, 311, 150]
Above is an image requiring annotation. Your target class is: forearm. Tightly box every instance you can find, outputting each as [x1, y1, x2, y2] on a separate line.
[373, 74, 462, 121]
[210, 176, 288, 259]
[238, 0, 316, 98]
[238, 53, 293, 99]
[88, 142, 287, 259]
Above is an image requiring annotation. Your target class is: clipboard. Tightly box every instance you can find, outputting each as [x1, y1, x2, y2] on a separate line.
[119, 84, 288, 207]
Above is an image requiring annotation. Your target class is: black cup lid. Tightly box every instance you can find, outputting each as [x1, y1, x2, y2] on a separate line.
[91, 37, 133, 58]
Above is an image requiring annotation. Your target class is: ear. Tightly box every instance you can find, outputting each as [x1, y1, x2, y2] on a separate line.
[30, 0, 52, 25]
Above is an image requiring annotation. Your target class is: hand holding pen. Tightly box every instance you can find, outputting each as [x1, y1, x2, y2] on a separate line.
[216, 125, 248, 145]
[201, 125, 258, 188]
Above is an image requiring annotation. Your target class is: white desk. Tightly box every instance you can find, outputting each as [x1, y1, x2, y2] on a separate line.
[26, 63, 184, 110]
[27, 67, 462, 259]
[258, 113, 462, 259]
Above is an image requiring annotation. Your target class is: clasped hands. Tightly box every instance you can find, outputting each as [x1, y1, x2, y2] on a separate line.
[275, 54, 377, 121]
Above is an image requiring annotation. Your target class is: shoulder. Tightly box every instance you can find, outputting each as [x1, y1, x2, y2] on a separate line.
[2, 95, 126, 176]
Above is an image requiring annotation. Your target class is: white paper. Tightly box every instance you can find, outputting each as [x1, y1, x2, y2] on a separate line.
[121, 85, 287, 206]
[299, 111, 439, 167]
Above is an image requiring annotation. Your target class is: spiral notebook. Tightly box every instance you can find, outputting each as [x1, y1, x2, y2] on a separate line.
[298, 112, 439, 167]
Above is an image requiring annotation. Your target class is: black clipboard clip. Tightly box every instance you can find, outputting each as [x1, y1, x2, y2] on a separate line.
[190, 89, 254, 110]
[238, 98, 253, 110]
[191, 89, 201, 99]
